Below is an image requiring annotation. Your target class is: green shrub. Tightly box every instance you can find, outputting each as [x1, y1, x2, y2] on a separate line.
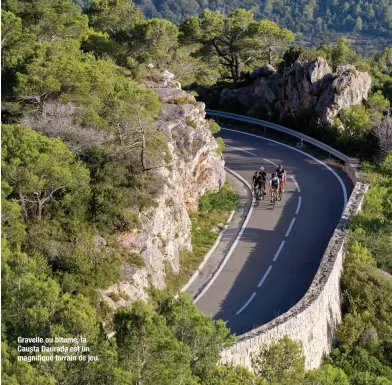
[186, 117, 198, 128]
[198, 194, 213, 212]
[216, 137, 225, 155]
[119, 291, 131, 301]
[168, 96, 198, 106]
[252, 336, 305, 384]
[207, 119, 220, 134]
[198, 182, 239, 213]
[125, 252, 145, 269]
[107, 292, 121, 302]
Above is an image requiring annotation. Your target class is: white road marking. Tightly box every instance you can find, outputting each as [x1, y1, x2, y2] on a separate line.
[285, 218, 296, 237]
[222, 127, 348, 212]
[236, 292, 257, 315]
[295, 197, 302, 215]
[292, 177, 301, 192]
[263, 158, 278, 167]
[226, 144, 257, 156]
[194, 128, 347, 308]
[273, 241, 285, 262]
[257, 265, 273, 288]
[194, 168, 254, 303]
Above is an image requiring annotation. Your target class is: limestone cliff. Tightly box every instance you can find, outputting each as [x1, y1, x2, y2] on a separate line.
[101, 71, 226, 307]
[211, 57, 371, 127]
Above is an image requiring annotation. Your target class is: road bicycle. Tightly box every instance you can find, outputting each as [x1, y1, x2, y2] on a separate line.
[260, 182, 265, 200]
[277, 176, 284, 201]
[254, 185, 261, 204]
[271, 188, 278, 209]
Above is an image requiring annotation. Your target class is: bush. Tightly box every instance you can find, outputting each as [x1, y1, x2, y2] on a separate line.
[107, 292, 121, 302]
[125, 252, 145, 269]
[252, 336, 305, 384]
[207, 119, 220, 134]
[198, 182, 239, 212]
[216, 136, 225, 155]
[186, 117, 198, 128]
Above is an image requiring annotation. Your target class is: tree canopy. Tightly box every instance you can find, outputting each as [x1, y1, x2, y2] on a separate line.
[132, 0, 392, 56]
[180, 9, 294, 82]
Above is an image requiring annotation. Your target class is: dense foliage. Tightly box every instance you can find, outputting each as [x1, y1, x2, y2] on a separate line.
[179, 9, 294, 83]
[1, 1, 234, 383]
[131, 0, 392, 56]
[325, 157, 392, 384]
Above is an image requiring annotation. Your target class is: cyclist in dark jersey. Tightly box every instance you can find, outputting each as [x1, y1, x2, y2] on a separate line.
[252, 171, 262, 196]
[276, 165, 286, 192]
[259, 167, 267, 194]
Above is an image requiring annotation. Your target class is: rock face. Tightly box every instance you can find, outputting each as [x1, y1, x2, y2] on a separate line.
[102, 71, 225, 307]
[218, 57, 371, 126]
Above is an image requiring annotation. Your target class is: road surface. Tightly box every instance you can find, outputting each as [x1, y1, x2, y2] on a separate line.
[193, 128, 353, 336]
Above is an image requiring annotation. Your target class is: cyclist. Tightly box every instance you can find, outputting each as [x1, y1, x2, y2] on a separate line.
[259, 167, 267, 195]
[269, 173, 280, 203]
[252, 171, 262, 196]
[276, 164, 286, 192]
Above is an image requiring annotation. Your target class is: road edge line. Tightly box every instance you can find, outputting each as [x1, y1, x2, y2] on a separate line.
[180, 206, 235, 293]
[194, 167, 254, 303]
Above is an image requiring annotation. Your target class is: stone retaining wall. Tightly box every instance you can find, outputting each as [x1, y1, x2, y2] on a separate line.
[220, 161, 369, 370]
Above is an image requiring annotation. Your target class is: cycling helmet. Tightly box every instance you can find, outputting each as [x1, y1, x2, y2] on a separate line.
[260, 167, 264, 171]
[272, 173, 276, 177]
[278, 164, 282, 168]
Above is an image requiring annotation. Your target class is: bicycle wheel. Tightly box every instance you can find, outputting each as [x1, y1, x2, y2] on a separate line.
[272, 190, 276, 209]
[278, 185, 282, 201]
[261, 184, 265, 200]
[254, 187, 259, 204]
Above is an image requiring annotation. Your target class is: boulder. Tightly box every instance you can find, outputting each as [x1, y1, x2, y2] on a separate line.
[324, 66, 372, 123]
[250, 64, 276, 79]
[215, 57, 371, 126]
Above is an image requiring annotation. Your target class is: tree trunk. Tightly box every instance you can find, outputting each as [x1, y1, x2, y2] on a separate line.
[268, 47, 272, 65]
[19, 193, 29, 220]
[141, 128, 147, 172]
[37, 199, 43, 221]
[234, 54, 242, 83]
[230, 62, 237, 84]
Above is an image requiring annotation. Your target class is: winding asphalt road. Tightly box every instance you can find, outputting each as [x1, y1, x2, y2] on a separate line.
[194, 128, 353, 336]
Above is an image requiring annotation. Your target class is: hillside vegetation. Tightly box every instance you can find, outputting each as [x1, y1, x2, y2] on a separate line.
[1, 1, 392, 384]
[129, 0, 392, 55]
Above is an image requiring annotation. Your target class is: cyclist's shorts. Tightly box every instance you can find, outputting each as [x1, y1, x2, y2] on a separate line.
[271, 183, 278, 189]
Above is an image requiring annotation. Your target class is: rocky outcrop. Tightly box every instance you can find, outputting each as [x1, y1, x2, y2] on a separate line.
[217, 57, 371, 126]
[101, 70, 225, 307]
